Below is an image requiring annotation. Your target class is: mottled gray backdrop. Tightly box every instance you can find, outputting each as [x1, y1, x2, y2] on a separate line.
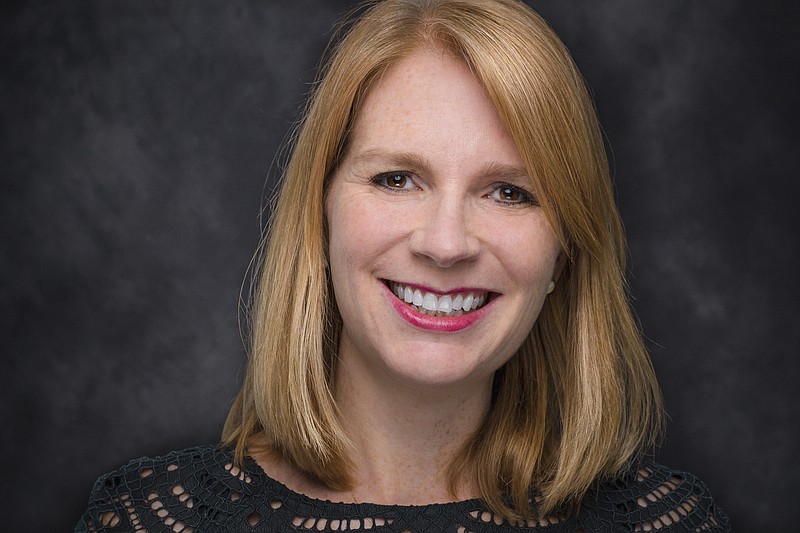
[2, 1, 798, 531]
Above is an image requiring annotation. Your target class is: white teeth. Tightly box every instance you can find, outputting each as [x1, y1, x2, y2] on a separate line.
[437, 295, 452, 313]
[388, 282, 489, 317]
[404, 286, 413, 303]
[412, 289, 423, 307]
[422, 292, 437, 311]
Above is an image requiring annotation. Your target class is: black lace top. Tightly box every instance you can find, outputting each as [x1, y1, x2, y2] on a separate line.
[75, 445, 729, 532]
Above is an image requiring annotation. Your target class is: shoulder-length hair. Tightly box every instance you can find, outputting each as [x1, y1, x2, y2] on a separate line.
[223, 0, 664, 519]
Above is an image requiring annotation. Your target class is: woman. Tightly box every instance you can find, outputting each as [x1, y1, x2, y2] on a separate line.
[76, 0, 730, 531]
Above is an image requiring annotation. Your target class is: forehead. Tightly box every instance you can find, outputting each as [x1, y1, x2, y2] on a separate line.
[346, 48, 523, 172]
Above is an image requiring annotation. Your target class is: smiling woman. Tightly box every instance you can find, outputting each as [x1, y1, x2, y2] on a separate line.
[75, 1, 730, 531]
[326, 48, 563, 395]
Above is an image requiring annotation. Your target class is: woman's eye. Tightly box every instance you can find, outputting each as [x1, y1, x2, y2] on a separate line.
[490, 184, 536, 205]
[372, 172, 416, 190]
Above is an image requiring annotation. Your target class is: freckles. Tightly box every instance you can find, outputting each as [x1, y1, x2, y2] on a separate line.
[483, 222, 560, 280]
[330, 198, 404, 270]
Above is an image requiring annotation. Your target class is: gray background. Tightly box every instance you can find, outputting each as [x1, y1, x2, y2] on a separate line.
[1, 1, 797, 531]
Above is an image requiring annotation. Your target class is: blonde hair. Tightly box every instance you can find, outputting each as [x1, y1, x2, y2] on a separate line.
[223, 0, 664, 519]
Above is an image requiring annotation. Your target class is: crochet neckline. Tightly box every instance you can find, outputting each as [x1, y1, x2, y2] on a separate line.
[241, 451, 484, 510]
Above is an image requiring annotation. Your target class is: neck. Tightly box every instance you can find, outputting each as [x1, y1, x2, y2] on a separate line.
[334, 347, 493, 504]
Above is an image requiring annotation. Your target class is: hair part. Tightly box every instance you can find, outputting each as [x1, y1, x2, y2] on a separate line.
[223, 0, 664, 519]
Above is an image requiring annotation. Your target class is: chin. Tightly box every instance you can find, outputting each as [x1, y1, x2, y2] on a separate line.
[380, 344, 500, 389]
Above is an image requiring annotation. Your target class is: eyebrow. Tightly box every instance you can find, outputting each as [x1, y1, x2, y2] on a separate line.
[351, 149, 530, 182]
[479, 161, 531, 183]
[351, 150, 433, 173]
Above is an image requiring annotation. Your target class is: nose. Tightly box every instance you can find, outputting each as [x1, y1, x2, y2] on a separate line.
[408, 195, 480, 268]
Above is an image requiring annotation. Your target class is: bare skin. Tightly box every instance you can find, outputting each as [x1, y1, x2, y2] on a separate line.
[249, 342, 488, 504]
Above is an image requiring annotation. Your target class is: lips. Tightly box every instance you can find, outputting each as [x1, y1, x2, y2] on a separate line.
[384, 281, 491, 316]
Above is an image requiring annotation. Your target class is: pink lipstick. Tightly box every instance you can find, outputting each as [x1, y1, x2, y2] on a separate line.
[381, 283, 494, 332]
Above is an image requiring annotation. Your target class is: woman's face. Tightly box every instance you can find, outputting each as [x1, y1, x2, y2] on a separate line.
[326, 48, 563, 389]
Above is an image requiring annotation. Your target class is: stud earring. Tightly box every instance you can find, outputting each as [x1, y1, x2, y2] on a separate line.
[546, 280, 556, 294]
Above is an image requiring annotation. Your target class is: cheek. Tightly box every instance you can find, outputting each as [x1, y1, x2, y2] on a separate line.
[483, 217, 562, 284]
[329, 201, 379, 265]
[326, 193, 404, 293]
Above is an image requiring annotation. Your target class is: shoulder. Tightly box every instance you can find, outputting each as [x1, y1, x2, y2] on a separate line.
[86, 445, 242, 501]
[75, 444, 267, 532]
[579, 459, 731, 532]
[93, 444, 228, 474]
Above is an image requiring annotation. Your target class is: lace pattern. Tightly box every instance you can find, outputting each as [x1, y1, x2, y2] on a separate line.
[75, 445, 730, 532]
